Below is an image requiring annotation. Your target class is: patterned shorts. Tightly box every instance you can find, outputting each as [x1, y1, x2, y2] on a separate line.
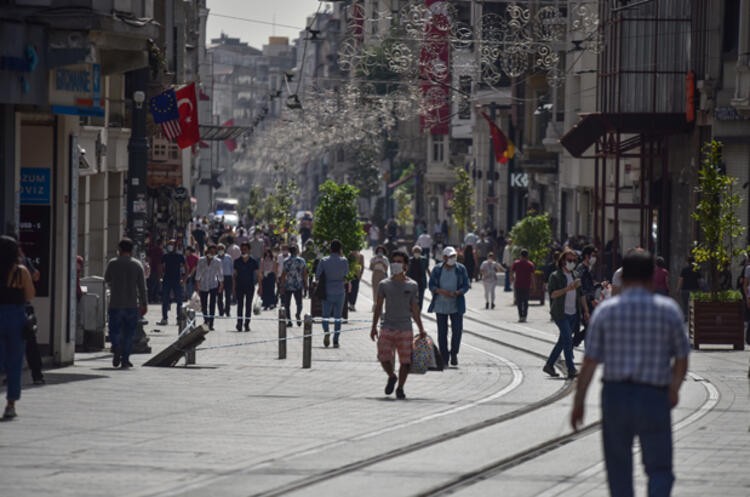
[377, 328, 413, 365]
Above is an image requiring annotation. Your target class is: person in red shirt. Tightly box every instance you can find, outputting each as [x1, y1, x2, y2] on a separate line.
[653, 256, 670, 296]
[511, 249, 536, 322]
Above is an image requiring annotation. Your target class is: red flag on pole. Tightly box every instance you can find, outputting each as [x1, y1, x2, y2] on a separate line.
[175, 82, 200, 149]
[480, 112, 515, 164]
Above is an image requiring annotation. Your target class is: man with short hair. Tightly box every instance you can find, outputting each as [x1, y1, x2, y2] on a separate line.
[571, 250, 690, 497]
[215, 243, 233, 317]
[371, 250, 426, 400]
[316, 240, 349, 348]
[428, 246, 470, 366]
[281, 245, 308, 327]
[158, 239, 186, 326]
[416, 230, 433, 260]
[195, 244, 223, 330]
[233, 242, 260, 331]
[249, 230, 265, 262]
[511, 249, 535, 322]
[104, 238, 147, 369]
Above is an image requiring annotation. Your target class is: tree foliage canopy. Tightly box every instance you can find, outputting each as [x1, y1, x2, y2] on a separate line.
[312, 180, 365, 255]
[509, 212, 553, 266]
[691, 140, 747, 298]
[449, 167, 474, 237]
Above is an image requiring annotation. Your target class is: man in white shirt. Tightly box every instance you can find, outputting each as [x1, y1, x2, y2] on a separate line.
[416, 231, 433, 260]
[194, 244, 224, 330]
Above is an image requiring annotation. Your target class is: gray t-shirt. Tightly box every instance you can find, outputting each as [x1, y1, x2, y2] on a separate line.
[316, 253, 349, 296]
[104, 256, 147, 309]
[378, 277, 418, 331]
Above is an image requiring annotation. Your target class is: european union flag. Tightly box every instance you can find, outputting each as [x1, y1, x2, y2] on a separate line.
[149, 89, 182, 140]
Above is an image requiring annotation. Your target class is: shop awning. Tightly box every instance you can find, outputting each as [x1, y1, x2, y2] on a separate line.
[560, 113, 690, 158]
[199, 124, 249, 141]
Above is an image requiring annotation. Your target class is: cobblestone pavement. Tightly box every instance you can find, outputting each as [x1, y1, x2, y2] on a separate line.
[0, 252, 748, 497]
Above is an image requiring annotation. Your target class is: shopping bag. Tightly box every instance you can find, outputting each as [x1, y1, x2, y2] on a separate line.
[253, 300, 262, 316]
[428, 343, 443, 371]
[186, 292, 202, 312]
[412, 334, 439, 374]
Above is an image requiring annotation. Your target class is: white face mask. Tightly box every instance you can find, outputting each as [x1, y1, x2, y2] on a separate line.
[390, 262, 404, 275]
[589, 256, 597, 266]
[446, 257, 457, 266]
[207, 254, 213, 260]
[566, 261, 576, 271]
[376, 251, 384, 256]
[218, 251, 225, 256]
[241, 253, 249, 259]
[167, 245, 174, 252]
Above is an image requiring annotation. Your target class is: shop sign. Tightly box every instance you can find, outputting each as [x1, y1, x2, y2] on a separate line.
[49, 63, 104, 116]
[510, 172, 529, 189]
[20, 167, 51, 205]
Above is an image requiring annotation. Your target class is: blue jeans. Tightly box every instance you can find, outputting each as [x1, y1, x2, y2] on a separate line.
[108, 308, 139, 363]
[436, 312, 463, 364]
[0, 305, 26, 401]
[602, 381, 674, 497]
[546, 313, 577, 374]
[161, 279, 183, 320]
[322, 293, 345, 343]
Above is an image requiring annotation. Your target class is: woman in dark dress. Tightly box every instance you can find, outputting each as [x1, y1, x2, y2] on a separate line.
[260, 249, 277, 310]
[463, 244, 477, 282]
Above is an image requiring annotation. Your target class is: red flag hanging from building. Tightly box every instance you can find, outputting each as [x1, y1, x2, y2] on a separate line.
[175, 82, 200, 149]
[480, 112, 515, 164]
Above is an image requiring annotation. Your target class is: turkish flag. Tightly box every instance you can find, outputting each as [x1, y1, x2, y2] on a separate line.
[480, 112, 514, 164]
[175, 82, 200, 149]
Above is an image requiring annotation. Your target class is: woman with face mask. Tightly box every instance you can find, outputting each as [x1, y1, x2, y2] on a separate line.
[543, 249, 585, 379]
[370, 245, 389, 311]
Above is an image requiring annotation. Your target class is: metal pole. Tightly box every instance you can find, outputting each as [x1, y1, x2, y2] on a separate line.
[488, 102, 497, 230]
[302, 314, 312, 369]
[126, 67, 150, 255]
[278, 306, 287, 360]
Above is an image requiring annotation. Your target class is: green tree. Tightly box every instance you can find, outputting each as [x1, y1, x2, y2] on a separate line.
[509, 212, 553, 266]
[449, 167, 474, 239]
[691, 140, 747, 299]
[393, 164, 415, 231]
[246, 185, 265, 224]
[351, 144, 382, 199]
[269, 179, 299, 241]
[313, 180, 365, 256]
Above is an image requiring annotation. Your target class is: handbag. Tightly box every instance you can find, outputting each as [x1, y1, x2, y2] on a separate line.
[314, 269, 327, 300]
[23, 305, 38, 341]
[412, 334, 440, 374]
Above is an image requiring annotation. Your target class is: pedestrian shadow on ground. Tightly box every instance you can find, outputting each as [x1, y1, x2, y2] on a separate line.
[26, 372, 107, 386]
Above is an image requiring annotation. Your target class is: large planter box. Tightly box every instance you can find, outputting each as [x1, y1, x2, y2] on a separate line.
[529, 272, 546, 306]
[689, 300, 744, 350]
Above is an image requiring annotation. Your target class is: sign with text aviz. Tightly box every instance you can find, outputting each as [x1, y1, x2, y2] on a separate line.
[20, 167, 51, 205]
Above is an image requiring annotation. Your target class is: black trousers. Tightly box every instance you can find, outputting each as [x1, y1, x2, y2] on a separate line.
[348, 279, 361, 307]
[236, 286, 254, 327]
[218, 275, 233, 316]
[199, 288, 218, 327]
[515, 288, 530, 319]
[282, 289, 303, 323]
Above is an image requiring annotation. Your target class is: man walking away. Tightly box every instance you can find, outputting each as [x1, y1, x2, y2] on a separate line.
[407, 245, 430, 310]
[428, 246, 470, 366]
[104, 238, 147, 369]
[216, 244, 233, 317]
[195, 244, 223, 330]
[158, 239, 186, 326]
[511, 249, 535, 321]
[571, 250, 689, 497]
[281, 245, 308, 327]
[347, 248, 364, 312]
[233, 242, 260, 331]
[479, 252, 504, 309]
[371, 250, 427, 400]
[316, 240, 349, 348]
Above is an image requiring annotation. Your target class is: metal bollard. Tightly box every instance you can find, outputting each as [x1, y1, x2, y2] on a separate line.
[303, 314, 312, 369]
[278, 307, 287, 360]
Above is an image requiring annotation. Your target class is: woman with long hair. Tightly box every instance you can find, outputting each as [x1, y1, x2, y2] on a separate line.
[260, 248, 278, 310]
[0, 235, 35, 420]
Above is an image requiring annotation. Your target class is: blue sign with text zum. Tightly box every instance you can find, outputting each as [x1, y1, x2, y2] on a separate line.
[20, 168, 51, 205]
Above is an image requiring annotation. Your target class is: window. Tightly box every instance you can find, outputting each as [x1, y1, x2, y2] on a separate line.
[371, 0, 380, 35]
[458, 76, 472, 119]
[432, 134, 445, 162]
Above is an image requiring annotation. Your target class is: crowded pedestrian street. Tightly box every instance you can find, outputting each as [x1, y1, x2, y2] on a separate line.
[1, 251, 748, 497]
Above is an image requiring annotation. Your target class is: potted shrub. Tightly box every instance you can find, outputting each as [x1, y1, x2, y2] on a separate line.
[311, 180, 366, 318]
[509, 212, 553, 305]
[689, 140, 747, 350]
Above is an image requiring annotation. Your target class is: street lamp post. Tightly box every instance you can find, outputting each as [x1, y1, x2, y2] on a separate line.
[126, 67, 149, 255]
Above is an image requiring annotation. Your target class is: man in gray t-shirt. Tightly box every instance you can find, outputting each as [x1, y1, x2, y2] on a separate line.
[371, 250, 426, 400]
[315, 240, 350, 347]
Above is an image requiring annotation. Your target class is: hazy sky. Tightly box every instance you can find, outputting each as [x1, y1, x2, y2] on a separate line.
[206, 0, 326, 49]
